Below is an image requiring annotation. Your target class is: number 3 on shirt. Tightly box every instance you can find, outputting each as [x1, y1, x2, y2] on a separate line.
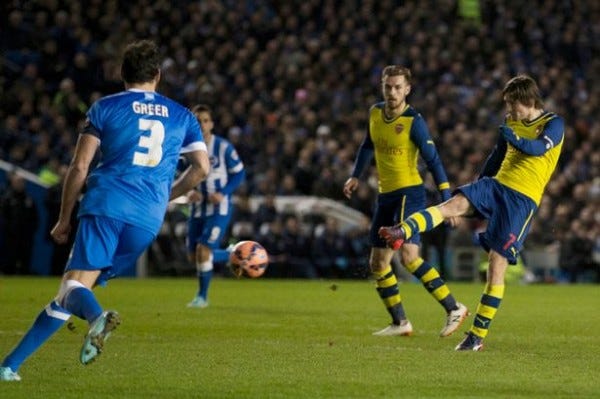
[133, 119, 165, 167]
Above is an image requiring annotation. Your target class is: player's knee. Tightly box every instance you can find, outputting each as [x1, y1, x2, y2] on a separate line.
[487, 251, 509, 283]
[368, 259, 389, 273]
[441, 194, 470, 217]
[399, 245, 419, 266]
[195, 243, 212, 260]
[55, 279, 86, 307]
[399, 253, 414, 267]
[196, 258, 213, 272]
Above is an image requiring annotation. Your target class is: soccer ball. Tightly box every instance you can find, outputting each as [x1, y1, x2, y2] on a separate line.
[229, 241, 269, 278]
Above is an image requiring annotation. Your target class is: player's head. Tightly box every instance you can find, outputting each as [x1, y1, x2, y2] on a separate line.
[381, 65, 411, 110]
[121, 40, 161, 85]
[191, 104, 214, 137]
[502, 75, 543, 112]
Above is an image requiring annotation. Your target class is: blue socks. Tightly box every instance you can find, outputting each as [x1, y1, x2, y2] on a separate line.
[62, 287, 103, 323]
[2, 301, 70, 371]
[1, 282, 104, 372]
[198, 270, 213, 300]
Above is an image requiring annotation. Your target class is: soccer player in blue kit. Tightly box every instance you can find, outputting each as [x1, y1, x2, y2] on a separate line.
[186, 104, 245, 308]
[379, 75, 565, 351]
[0, 40, 209, 381]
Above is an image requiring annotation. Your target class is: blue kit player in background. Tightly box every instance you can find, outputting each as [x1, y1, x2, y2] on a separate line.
[186, 104, 245, 308]
[0, 40, 210, 382]
[380, 74, 565, 351]
[343, 65, 468, 338]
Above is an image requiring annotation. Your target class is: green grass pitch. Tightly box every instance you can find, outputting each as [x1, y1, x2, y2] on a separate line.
[0, 277, 598, 398]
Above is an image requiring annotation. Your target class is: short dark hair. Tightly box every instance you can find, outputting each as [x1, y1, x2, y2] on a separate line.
[120, 40, 160, 84]
[502, 75, 543, 108]
[191, 104, 212, 114]
[382, 65, 412, 84]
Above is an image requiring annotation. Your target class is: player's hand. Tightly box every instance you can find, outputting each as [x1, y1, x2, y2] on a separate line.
[50, 219, 71, 244]
[499, 125, 518, 144]
[446, 216, 461, 228]
[208, 192, 224, 204]
[187, 190, 203, 203]
[343, 177, 359, 199]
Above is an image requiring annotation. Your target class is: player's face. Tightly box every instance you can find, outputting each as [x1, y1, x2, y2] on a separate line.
[382, 75, 410, 110]
[504, 97, 531, 121]
[195, 111, 214, 137]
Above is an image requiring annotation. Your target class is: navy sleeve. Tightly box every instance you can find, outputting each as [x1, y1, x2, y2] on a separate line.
[479, 134, 507, 178]
[82, 102, 101, 138]
[500, 116, 564, 156]
[410, 116, 451, 200]
[350, 128, 374, 179]
[82, 118, 101, 138]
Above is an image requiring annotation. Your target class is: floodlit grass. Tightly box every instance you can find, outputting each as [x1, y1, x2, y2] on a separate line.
[0, 277, 598, 398]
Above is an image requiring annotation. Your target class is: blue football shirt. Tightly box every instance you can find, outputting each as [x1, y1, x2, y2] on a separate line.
[191, 135, 245, 218]
[79, 89, 206, 234]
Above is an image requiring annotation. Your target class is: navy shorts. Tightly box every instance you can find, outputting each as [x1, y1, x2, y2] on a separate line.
[370, 185, 425, 248]
[457, 177, 537, 264]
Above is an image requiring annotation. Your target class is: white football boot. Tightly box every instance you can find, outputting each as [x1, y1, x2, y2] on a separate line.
[440, 302, 469, 337]
[373, 320, 413, 336]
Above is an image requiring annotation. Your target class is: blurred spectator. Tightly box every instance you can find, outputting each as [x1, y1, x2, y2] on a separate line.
[253, 193, 278, 232]
[277, 173, 300, 196]
[345, 218, 372, 279]
[44, 165, 77, 275]
[52, 78, 87, 126]
[0, 172, 38, 275]
[281, 214, 315, 278]
[311, 217, 350, 278]
[292, 147, 317, 195]
[258, 217, 287, 278]
[228, 188, 255, 243]
[38, 157, 62, 186]
[559, 219, 599, 283]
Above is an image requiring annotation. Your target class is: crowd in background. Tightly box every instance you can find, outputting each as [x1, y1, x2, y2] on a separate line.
[0, 0, 598, 281]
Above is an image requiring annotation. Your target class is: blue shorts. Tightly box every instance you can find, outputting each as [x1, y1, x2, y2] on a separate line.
[186, 213, 233, 252]
[370, 185, 425, 248]
[66, 215, 156, 285]
[457, 177, 537, 264]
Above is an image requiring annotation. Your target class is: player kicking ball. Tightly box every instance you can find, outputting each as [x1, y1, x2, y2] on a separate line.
[380, 74, 565, 351]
